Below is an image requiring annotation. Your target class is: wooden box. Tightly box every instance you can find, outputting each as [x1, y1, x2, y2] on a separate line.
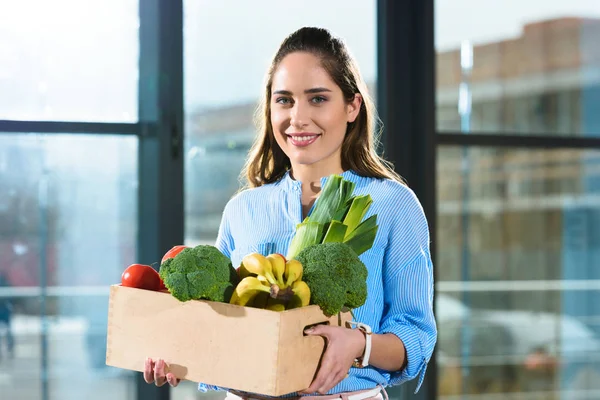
[105, 285, 350, 396]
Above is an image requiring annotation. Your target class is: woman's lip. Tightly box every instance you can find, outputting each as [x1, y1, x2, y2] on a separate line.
[287, 134, 320, 147]
[286, 132, 320, 137]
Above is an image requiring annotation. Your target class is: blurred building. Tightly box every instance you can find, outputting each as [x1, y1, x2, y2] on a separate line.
[437, 17, 600, 135]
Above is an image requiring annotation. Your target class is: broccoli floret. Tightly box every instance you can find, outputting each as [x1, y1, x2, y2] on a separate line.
[295, 242, 368, 317]
[159, 245, 238, 303]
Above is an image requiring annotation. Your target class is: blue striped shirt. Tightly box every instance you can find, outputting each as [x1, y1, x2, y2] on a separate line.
[199, 169, 437, 395]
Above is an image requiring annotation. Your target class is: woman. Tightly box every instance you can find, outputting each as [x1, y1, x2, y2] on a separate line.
[144, 26, 436, 399]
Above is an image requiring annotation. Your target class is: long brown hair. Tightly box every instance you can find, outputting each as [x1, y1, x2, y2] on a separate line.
[241, 27, 404, 188]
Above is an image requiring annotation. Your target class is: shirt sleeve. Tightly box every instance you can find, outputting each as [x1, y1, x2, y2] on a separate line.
[215, 201, 235, 258]
[378, 186, 437, 393]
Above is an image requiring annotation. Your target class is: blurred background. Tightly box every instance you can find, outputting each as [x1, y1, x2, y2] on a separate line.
[1, 0, 600, 399]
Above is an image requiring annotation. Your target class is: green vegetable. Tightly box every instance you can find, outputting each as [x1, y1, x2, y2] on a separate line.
[295, 242, 368, 317]
[286, 174, 378, 260]
[159, 245, 238, 302]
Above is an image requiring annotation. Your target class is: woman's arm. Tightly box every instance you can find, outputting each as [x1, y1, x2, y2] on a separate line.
[376, 186, 437, 391]
[368, 332, 407, 372]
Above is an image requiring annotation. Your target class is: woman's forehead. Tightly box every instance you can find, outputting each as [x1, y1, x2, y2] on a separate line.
[272, 53, 336, 93]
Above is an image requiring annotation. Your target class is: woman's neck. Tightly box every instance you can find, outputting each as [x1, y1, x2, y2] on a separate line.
[289, 164, 344, 189]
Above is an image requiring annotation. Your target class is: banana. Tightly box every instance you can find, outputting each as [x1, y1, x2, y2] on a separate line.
[229, 276, 272, 306]
[267, 253, 287, 288]
[287, 280, 311, 309]
[237, 263, 254, 280]
[284, 259, 303, 287]
[249, 291, 270, 308]
[241, 253, 278, 286]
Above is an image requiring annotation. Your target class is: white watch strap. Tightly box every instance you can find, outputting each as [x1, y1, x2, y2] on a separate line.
[360, 323, 372, 367]
[346, 321, 372, 367]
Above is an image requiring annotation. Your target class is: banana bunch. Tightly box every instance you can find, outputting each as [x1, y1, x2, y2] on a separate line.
[230, 252, 310, 311]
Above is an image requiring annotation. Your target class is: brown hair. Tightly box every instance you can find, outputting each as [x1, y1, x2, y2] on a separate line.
[241, 27, 404, 188]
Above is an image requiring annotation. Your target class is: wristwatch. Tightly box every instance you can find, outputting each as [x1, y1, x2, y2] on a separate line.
[346, 321, 372, 368]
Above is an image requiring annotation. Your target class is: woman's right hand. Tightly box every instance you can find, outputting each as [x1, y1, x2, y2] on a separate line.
[143, 358, 181, 387]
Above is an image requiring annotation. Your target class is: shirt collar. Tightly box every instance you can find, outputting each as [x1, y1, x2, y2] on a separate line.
[281, 169, 363, 192]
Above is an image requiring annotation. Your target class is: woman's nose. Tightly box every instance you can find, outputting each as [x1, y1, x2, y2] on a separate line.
[290, 102, 309, 129]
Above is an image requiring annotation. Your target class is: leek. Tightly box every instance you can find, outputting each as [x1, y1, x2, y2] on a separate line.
[286, 174, 379, 260]
[322, 220, 348, 243]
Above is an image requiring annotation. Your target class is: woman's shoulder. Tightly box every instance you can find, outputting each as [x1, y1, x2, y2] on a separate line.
[358, 175, 428, 231]
[360, 174, 422, 207]
[222, 180, 283, 214]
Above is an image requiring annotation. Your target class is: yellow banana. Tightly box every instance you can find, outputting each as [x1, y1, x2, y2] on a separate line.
[249, 291, 270, 308]
[287, 280, 311, 309]
[284, 259, 303, 287]
[257, 275, 272, 289]
[241, 253, 278, 286]
[237, 263, 254, 280]
[267, 253, 287, 288]
[229, 276, 272, 306]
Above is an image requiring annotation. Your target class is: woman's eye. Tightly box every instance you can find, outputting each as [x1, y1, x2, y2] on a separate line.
[275, 97, 292, 105]
[311, 96, 327, 104]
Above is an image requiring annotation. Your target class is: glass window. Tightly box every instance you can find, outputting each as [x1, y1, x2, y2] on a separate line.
[437, 146, 600, 398]
[182, 1, 376, 398]
[0, 134, 138, 399]
[0, 1, 139, 122]
[435, 0, 600, 136]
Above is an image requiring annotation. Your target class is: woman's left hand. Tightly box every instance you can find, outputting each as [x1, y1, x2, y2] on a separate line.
[298, 324, 366, 395]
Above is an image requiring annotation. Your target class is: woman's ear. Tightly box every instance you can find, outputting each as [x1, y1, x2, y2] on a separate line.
[347, 94, 363, 123]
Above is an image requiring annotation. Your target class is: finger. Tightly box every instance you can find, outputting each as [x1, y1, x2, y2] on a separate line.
[316, 372, 338, 394]
[318, 370, 347, 394]
[298, 356, 335, 394]
[298, 365, 328, 394]
[304, 324, 333, 339]
[143, 358, 155, 384]
[154, 359, 167, 387]
[166, 373, 180, 387]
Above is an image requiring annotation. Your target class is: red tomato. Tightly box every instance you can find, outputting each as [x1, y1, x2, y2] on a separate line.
[158, 278, 168, 291]
[121, 264, 162, 291]
[161, 245, 188, 264]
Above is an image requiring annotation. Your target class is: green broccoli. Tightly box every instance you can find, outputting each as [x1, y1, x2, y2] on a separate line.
[159, 245, 238, 303]
[295, 242, 368, 317]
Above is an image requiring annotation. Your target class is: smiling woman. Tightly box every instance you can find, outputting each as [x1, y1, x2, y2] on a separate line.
[148, 25, 436, 400]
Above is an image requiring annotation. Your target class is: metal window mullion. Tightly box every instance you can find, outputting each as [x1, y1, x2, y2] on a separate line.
[136, 0, 184, 400]
[0, 120, 140, 135]
[437, 132, 600, 149]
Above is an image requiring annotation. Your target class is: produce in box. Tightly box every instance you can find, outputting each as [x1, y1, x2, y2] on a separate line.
[117, 174, 376, 318]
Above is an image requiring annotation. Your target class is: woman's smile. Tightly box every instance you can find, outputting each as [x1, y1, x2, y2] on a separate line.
[286, 132, 322, 147]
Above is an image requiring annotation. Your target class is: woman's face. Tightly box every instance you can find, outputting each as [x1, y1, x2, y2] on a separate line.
[270, 52, 361, 173]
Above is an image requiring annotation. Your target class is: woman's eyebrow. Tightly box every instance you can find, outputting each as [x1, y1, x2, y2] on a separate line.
[272, 87, 333, 95]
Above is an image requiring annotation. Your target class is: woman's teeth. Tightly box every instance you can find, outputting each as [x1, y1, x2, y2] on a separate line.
[291, 135, 317, 141]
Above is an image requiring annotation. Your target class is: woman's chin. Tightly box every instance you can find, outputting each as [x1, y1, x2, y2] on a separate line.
[286, 153, 317, 166]
[289, 157, 318, 167]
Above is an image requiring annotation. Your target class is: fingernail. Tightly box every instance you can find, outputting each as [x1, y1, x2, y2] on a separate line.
[304, 328, 314, 334]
